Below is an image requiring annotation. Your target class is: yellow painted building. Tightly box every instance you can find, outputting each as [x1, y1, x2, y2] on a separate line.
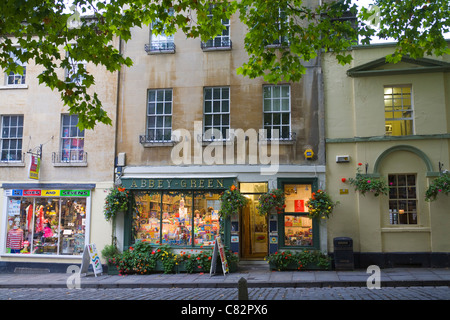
[323, 43, 450, 268]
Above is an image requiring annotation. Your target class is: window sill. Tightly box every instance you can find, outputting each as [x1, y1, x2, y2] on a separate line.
[141, 141, 175, 147]
[0, 84, 28, 90]
[0, 162, 25, 167]
[259, 139, 295, 145]
[53, 162, 87, 167]
[381, 227, 430, 233]
[202, 47, 232, 52]
[0, 253, 83, 259]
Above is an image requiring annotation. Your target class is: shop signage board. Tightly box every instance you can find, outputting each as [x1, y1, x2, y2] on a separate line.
[122, 177, 235, 190]
[28, 154, 41, 180]
[6, 189, 90, 197]
[80, 243, 103, 277]
[210, 236, 229, 276]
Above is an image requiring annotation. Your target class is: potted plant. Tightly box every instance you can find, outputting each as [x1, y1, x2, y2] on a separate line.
[257, 188, 286, 215]
[347, 163, 388, 197]
[101, 243, 120, 275]
[425, 173, 450, 201]
[306, 189, 338, 219]
[265, 250, 331, 271]
[218, 185, 248, 219]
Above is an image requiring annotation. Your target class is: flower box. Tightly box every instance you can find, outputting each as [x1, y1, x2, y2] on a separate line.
[107, 262, 119, 275]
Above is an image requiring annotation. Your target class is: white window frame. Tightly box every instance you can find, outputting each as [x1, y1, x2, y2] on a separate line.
[146, 89, 173, 143]
[202, 6, 231, 50]
[263, 84, 291, 140]
[4, 49, 26, 86]
[203, 87, 230, 141]
[1, 115, 24, 162]
[60, 114, 85, 162]
[65, 46, 86, 84]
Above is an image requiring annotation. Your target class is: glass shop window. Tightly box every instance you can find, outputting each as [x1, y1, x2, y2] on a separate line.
[5, 197, 86, 255]
[133, 191, 221, 247]
[283, 184, 314, 247]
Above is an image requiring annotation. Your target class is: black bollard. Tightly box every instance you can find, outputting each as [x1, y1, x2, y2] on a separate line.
[238, 277, 249, 300]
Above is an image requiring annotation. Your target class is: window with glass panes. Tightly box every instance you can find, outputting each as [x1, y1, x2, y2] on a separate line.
[203, 87, 230, 140]
[282, 183, 315, 247]
[203, 6, 230, 48]
[147, 89, 173, 142]
[388, 174, 418, 225]
[61, 115, 85, 162]
[1, 115, 23, 162]
[6, 50, 26, 85]
[263, 85, 291, 140]
[132, 190, 222, 247]
[150, 8, 175, 52]
[384, 85, 413, 136]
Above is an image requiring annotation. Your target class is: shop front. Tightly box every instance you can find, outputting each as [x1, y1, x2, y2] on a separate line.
[120, 171, 326, 260]
[1, 184, 93, 259]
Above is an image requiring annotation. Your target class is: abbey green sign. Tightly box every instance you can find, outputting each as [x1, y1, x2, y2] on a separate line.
[121, 178, 235, 190]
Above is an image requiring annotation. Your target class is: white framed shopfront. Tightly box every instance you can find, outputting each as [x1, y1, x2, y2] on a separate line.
[0, 183, 94, 259]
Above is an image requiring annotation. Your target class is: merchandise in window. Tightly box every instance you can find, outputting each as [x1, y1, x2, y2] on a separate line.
[133, 191, 221, 247]
[5, 196, 86, 255]
[283, 184, 313, 247]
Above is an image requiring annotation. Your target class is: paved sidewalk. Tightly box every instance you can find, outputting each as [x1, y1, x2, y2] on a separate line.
[0, 265, 449, 289]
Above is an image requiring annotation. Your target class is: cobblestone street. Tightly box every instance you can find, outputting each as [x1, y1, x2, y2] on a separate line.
[1, 286, 449, 300]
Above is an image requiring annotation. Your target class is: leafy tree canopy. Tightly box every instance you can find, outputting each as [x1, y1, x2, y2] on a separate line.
[1, 0, 449, 129]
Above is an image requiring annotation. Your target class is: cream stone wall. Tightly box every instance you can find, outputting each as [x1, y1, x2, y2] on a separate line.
[0, 39, 118, 265]
[116, 15, 324, 167]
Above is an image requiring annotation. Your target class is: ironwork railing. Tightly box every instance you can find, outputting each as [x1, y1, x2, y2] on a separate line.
[144, 41, 176, 54]
[52, 151, 88, 163]
[139, 135, 174, 144]
[201, 38, 232, 51]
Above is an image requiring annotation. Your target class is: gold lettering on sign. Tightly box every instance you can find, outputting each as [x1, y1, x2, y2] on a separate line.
[217, 179, 223, 188]
[181, 180, 187, 188]
[208, 179, 214, 188]
[130, 180, 138, 188]
[191, 180, 197, 188]
[158, 180, 163, 188]
[149, 180, 155, 188]
[167, 180, 172, 188]
[140, 179, 147, 188]
[198, 179, 204, 188]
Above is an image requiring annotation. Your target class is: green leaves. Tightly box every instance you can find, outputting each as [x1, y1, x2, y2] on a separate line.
[2, 0, 449, 129]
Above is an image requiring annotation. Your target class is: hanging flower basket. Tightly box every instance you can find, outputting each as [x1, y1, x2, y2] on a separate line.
[425, 173, 450, 202]
[347, 163, 388, 197]
[257, 189, 286, 215]
[218, 185, 248, 219]
[104, 185, 134, 221]
[306, 189, 338, 219]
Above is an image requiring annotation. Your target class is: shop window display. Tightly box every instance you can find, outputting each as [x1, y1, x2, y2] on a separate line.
[283, 184, 314, 247]
[5, 197, 86, 255]
[133, 191, 221, 247]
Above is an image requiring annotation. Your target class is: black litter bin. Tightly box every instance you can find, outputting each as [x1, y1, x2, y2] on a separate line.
[334, 237, 354, 270]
